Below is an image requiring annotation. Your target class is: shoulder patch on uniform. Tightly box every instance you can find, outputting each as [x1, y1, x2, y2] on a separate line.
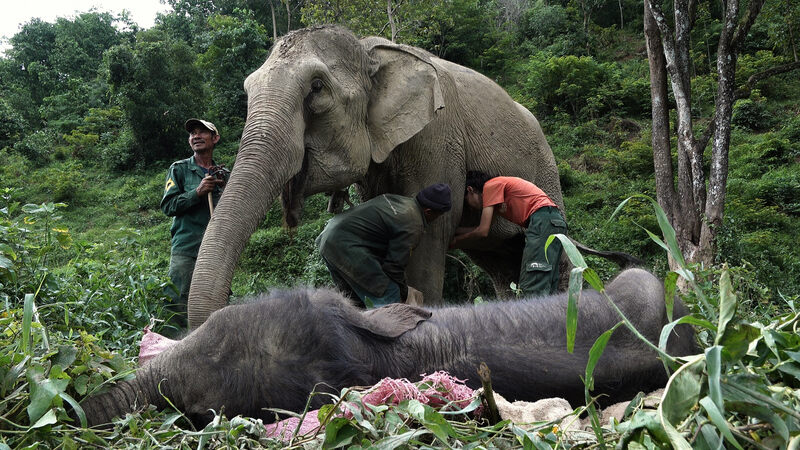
[165, 177, 175, 192]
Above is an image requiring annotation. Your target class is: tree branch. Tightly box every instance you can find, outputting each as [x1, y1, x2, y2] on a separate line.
[731, 0, 766, 51]
[696, 60, 800, 151]
[734, 61, 800, 100]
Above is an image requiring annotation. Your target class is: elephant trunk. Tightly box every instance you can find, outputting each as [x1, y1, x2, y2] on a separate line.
[188, 83, 305, 329]
[81, 364, 166, 427]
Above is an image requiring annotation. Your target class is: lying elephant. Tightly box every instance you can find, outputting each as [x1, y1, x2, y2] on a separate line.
[79, 269, 696, 426]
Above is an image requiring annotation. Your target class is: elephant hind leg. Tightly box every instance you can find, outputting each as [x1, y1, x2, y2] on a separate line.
[463, 237, 524, 299]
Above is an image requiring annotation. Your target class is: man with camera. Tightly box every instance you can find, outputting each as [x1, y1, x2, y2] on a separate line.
[160, 118, 230, 332]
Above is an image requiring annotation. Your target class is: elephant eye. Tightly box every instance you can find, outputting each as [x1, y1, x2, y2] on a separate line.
[311, 79, 324, 93]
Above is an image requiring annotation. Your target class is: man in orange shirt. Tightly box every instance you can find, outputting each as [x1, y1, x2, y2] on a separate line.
[450, 171, 567, 296]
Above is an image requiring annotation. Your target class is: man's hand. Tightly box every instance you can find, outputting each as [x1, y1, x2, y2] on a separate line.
[405, 286, 424, 306]
[195, 175, 225, 196]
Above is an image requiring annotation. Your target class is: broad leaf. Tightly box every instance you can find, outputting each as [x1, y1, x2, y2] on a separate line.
[719, 324, 761, 361]
[715, 268, 737, 345]
[323, 417, 359, 449]
[374, 429, 430, 448]
[698, 396, 744, 450]
[585, 322, 623, 390]
[705, 346, 723, 412]
[659, 355, 705, 449]
[566, 267, 584, 353]
[30, 408, 58, 429]
[26, 366, 70, 424]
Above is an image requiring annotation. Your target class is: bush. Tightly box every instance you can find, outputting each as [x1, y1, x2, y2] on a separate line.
[33, 161, 88, 204]
[607, 139, 654, 178]
[99, 128, 137, 171]
[752, 166, 800, 215]
[0, 97, 27, 149]
[0, 149, 32, 192]
[778, 113, 800, 148]
[717, 196, 800, 297]
[519, 53, 646, 122]
[236, 218, 329, 294]
[13, 129, 58, 167]
[732, 98, 773, 131]
[518, 4, 587, 56]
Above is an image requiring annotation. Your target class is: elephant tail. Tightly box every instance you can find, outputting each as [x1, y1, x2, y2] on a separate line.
[569, 237, 645, 268]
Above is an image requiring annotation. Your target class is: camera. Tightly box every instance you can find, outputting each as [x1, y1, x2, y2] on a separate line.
[209, 165, 230, 181]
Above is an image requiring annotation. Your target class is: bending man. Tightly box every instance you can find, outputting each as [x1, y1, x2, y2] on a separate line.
[451, 171, 566, 296]
[317, 184, 452, 308]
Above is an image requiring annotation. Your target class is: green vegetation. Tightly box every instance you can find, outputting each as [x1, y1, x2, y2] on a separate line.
[1, 0, 799, 447]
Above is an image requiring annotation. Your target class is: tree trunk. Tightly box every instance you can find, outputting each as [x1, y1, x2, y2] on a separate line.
[700, 0, 767, 264]
[644, 0, 771, 271]
[387, 0, 397, 42]
[646, 0, 702, 266]
[788, 0, 799, 61]
[285, 0, 291, 33]
[270, 0, 277, 41]
[644, 1, 675, 223]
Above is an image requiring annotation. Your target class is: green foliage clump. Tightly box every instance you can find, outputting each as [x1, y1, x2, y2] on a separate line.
[61, 107, 126, 162]
[104, 28, 205, 166]
[0, 97, 27, 150]
[197, 11, 271, 133]
[518, 4, 586, 56]
[607, 139, 654, 179]
[518, 54, 648, 122]
[35, 161, 88, 204]
[13, 129, 58, 167]
[732, 97, 774, 131]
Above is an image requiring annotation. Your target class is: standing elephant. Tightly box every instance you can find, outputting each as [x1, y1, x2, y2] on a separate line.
[188, 25, 563, 328]
[80, 269, 696, 427]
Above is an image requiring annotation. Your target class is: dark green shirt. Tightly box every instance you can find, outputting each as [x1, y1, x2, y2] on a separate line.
[160, 156, 229, 257]
[316, 194, 427, 300]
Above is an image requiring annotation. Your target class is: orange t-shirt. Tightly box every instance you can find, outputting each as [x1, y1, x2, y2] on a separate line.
[482, 177, 556, 226]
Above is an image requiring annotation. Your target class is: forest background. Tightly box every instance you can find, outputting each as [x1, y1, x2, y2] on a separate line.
[1, 0, 799, 447]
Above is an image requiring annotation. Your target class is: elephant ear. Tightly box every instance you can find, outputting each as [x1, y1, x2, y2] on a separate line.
[350, 303, 432, 338]
[363, 38, 445, 164]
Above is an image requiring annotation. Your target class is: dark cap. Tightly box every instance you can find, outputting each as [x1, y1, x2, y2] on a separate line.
[416, 183, 452, 212]
[185, 118, 219, 137]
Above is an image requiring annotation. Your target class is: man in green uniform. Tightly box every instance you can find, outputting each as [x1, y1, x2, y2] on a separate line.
[161, 118, 230, 330]
[316, 184, 452, 308]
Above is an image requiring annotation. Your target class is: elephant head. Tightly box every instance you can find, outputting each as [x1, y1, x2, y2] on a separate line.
[187, 26, 446, 328]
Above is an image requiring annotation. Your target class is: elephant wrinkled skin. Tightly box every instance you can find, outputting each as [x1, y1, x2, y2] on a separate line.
[188, 25, 563, 328]
[80, 269, 697, 427]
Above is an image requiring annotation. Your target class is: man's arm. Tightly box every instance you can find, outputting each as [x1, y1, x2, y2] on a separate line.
[382, 226, 418, 301]
[160, 165, 201, 217]
[449, 205, 495, 248]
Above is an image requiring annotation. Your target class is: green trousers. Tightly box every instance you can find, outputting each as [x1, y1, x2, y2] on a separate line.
[321, 257, 402, 308]
[165, 253, 196, 331]
[519, 206, 568, 297]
